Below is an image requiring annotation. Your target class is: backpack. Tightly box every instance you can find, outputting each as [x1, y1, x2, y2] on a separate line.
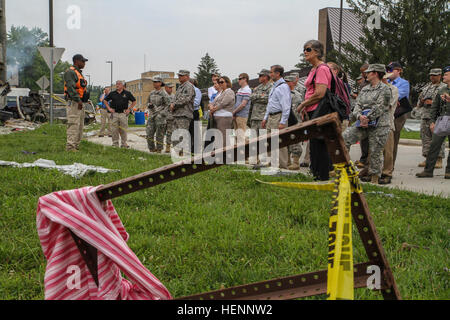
[310, 64, 349, 121]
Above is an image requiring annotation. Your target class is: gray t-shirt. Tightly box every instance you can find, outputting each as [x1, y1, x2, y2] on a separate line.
[234, 85, 252, 118]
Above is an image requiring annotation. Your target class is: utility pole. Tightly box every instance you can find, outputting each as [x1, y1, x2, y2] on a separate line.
[0, 0, 6, 84]
[49, 0, 54, 124]
[338, 0, 343, 56]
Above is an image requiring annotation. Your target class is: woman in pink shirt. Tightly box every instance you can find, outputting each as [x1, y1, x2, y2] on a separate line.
[297, 40, 333, 181]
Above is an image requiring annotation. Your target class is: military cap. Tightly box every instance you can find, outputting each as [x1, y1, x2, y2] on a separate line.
[258, 69, 270, 76]
[444, 66, 450, 74]
[290, 72, 300, 78]
[365, 64, 386, 73]
[151, 76, 163, 82]
[284, 75, 297, 82]
[429, 68, 442, 76]
[73, 54, 88, 62]
[387, 61, 402, 71]
[165, 82, 175, 88]
[356, 75, 363, 81]
[177, 70, 190, 76]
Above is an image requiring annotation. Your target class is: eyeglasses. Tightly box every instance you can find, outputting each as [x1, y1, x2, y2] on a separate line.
[238, 77, 245, 81]
[218, 81, 225, 84]
[304, 47, 313, 53]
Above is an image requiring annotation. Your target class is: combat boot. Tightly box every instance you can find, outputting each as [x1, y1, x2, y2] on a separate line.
[288, 156, 300, 171]
[360, 175, 371, 182]
[435, 157, 443, 169]
[371, 175, 379, 184]
[416, 171, 433, 178]
[287, 156, 292, 167]
[358, 167, 369, 178]
[379, 175, 392, 185]
[165, 145, 171, 153]
[418, 160, 426, 167]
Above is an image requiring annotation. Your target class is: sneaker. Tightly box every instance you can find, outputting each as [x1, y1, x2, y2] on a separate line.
[416, 171, 433, 178]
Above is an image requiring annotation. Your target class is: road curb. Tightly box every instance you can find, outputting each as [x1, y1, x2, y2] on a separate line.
[399, 139, 422, 147]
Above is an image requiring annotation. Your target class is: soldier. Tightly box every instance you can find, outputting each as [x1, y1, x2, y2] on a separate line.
[417, 66, 450, 179]
[248, 69, 272, 132]
[343, 64, 392, 184]
[248, 69, 272, 165]
[170, 70, 195, 155]
[412, 68, 446, 168]
[290, 72, 306, 97]
[146, 76, 171, 153]
[63, 54, 88, 152]
[285, 75, 305, 170]
[164, 82, 175, 153]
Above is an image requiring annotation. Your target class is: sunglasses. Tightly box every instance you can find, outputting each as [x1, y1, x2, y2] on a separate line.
[304, 47, 313, 53]
[218, 81, 225, 84]
[238, 77, 245, 81]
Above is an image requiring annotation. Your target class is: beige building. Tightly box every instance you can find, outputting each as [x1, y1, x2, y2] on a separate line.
[123, 70, 180, 111]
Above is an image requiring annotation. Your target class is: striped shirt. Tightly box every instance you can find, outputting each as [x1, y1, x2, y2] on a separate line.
[234, 85, 252, 118]
[36, 186, 172, 300]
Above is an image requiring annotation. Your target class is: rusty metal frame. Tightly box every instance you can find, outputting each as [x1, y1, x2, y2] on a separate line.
[79, 113, 400, 300]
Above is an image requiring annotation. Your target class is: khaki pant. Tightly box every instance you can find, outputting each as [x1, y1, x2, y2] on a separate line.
[66, 101, 84, 151]
[382, 129, 395, 177]
[111, 113, 129, 147]
[233, 116, 248, 144]
[99, 108, 111, 136]
[267, 113, 289, 169]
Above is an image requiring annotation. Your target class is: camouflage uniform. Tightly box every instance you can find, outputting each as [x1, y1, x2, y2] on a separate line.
[343, 76, 392, 178]
[146, 88, 170, 151]
[165, 92, 175, 147]
[413, 81, 446, 158]
[171, 72, 195, 152]
[249, 82, 272, 131]
[289, 86, 305, 157]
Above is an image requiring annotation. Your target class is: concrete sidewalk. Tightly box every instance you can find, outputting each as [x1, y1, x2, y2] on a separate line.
[86, 127, 449, 198]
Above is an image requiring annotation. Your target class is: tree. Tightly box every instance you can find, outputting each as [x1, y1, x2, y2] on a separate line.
[194, 53, 220, 89]
[294, 53, 310, 69]
[6, 25, 71, 93]
[330, 0, 450, 102]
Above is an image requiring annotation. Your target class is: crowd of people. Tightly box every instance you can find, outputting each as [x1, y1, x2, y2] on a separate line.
[63, 39, 450, 184]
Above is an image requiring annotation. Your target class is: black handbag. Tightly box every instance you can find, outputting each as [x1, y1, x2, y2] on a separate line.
[310, 66, 348, 121]
[288, 109, 298, 127]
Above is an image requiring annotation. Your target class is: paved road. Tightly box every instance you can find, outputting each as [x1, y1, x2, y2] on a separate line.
[86, 127, 449, 198]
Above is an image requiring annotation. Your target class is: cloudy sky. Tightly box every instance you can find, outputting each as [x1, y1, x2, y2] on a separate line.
[6, 0, 349, 87]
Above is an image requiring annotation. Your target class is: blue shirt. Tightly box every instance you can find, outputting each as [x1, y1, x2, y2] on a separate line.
[388, 77, 410, 100]
[194, 86, 202, 111]
[264, 78, 291, 125]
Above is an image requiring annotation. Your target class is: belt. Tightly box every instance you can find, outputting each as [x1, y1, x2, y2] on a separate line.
[269, 111, 282, 116]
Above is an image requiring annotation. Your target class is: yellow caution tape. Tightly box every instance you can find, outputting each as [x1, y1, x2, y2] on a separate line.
[255, 179, 334, 191]
[326, 164, 353, 300]
[256, 161, 362, 300]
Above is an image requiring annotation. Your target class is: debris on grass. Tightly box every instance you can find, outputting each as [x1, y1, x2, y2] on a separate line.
[0, 158, 119, 179]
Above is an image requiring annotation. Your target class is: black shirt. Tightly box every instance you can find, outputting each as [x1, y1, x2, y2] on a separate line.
[105, 90, 136, 113]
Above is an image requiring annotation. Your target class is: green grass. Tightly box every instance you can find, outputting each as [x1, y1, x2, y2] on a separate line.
[400, 130, 421, 140]
[0, 124, 449, 300]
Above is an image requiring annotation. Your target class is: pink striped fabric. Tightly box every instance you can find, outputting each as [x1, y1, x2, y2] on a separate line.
[36, 186, 172, 300]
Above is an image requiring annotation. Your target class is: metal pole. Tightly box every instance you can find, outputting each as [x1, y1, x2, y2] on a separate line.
[49, 0, 54, 47]
[111, 62, 113, 90]
[338, 0, 343, 56]
[50, 48, 54, 124]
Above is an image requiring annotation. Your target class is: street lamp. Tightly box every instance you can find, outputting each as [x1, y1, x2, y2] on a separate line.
[106, 61, 113, 90]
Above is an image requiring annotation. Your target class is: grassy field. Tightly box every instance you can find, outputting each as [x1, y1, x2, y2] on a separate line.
[400, 130, 421, 140]
[0, 124, 448, 300]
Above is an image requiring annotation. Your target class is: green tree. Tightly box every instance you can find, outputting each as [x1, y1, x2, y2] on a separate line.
[329, 0, 450, 102]
[294, 53, 310, 69]
[194, 53, 220, 89]
[6, 25, 71, 93]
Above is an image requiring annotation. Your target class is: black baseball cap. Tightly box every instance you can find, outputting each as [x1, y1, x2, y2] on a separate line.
[443, 66, 450, 74]
[387, 62, 402, 71]
[73, 54, 88, 63]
